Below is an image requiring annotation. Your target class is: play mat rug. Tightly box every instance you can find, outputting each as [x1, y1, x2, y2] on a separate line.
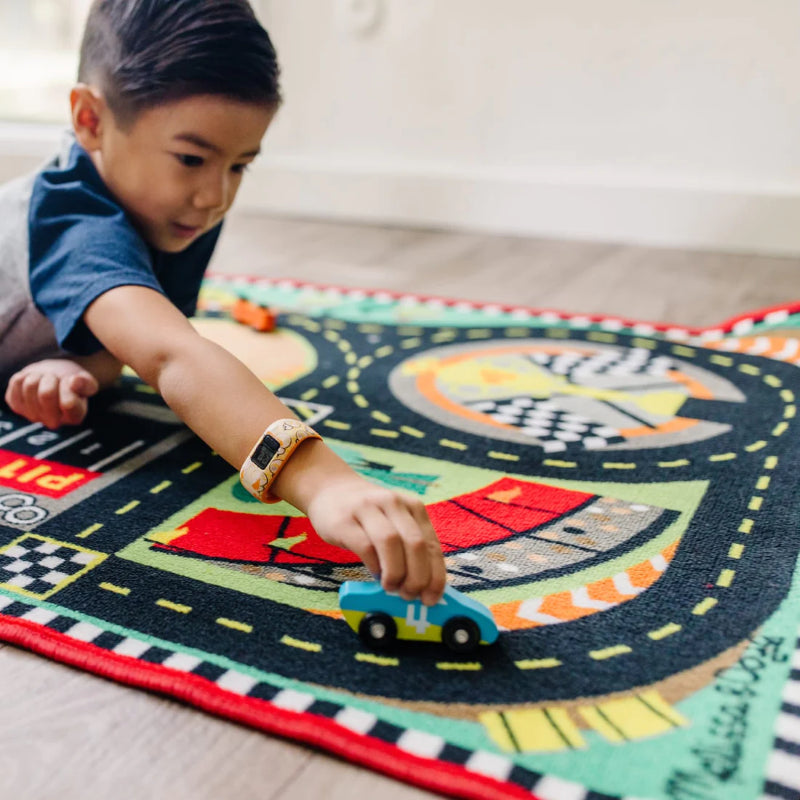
[0, 276, 799, 800]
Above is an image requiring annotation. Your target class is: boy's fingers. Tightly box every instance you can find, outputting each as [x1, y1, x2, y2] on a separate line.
[403, 501, 447, 604]
[384, 506, 432, 601]
[69, 372, 99, 398]
[4, 375, 24, 415]
[59, 380, 89, 426]
[21, 373, 42, 413]
[356, 505, 407, 593]
[334, 525, 380, 577]
[37, 373, 61, 429]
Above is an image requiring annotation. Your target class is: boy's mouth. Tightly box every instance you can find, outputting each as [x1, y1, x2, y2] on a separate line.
[171, 222, 202, 239]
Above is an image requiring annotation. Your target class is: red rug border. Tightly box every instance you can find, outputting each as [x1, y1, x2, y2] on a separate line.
[0, 613, 539, 800]
[206, 272, 800, 336]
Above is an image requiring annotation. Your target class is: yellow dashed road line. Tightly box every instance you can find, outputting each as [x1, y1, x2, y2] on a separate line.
[692, 597, 718, 616]
[281, 635, 322, 653]
[488, 451, 520, 462]
[648, 623, 681, 641]
[515, 658, 562, 670]
[150, 481, 171, 494]
[716, 569, 735, 588]
[437, 662, 483, 671]
[182, 461, 202, 474]
[739, 364, 761, 376]
[115, 500, 140, 515]
[355, 652, 399, 666]
[324, 420, 351, 431]
[710, 355, 734, 367]
[217, 617, 253, 633]
[543, 459, 578, 469]
[728, 543, 745, 559]
[400, 425, 425, 438]
[590, 645, 632, 660]
[76, 523, 103, 539]
[99, 582, 130, 596]
[371, 428, 399, 439]
[157, 599, 192, 614]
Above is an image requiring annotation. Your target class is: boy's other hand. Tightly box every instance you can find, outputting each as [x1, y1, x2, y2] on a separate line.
[306, 478, 447, 606]
[5, 359, 99, 429]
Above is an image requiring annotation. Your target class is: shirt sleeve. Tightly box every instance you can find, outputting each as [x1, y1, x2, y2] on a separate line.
[29, 164, 162, 356]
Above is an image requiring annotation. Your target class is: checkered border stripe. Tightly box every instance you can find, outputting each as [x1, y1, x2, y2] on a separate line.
[0, 593, 634, 800]
[202, 274, 800, 342]
[762, 625, 800, 800]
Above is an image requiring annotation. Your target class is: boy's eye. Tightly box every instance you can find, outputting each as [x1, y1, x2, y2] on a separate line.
[175, 153, 204, 168]
[231, 163, 250, 175]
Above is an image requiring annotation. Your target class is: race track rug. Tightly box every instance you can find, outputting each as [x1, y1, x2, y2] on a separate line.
[1, 276, 800, 800]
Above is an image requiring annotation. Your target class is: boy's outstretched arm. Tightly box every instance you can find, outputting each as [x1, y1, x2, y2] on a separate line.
[83, 285, 447, 604]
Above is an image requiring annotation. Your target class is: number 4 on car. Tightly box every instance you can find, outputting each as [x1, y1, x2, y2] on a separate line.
[339, 581, 499, 654]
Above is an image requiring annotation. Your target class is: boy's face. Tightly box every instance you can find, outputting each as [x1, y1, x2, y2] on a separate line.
[75, 93, 275, 253]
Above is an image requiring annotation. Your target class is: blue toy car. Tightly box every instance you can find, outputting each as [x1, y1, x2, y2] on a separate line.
[338, 581, 499, 653]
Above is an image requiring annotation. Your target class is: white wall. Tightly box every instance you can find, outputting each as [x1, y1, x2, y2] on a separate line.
[2, 0, 800, 255]
[238, 0, 800, 254]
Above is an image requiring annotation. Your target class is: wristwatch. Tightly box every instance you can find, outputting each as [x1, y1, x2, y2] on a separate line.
[239, 418, 322, 503]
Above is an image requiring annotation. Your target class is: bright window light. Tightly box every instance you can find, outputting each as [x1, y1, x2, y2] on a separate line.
[0, 0, 91, 124]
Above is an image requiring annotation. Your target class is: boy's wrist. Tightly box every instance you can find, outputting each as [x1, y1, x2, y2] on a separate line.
[239, 418, 322, 504]
[269, 438, 360, 514]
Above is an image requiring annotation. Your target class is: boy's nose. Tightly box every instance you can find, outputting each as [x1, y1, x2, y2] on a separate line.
[193, 175, 229, 211]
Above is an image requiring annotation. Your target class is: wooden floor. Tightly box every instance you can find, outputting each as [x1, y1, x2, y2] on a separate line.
[3, 212, 799, 800]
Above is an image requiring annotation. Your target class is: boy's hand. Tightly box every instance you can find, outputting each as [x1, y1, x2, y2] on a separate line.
[306, 476, 447, 606]
[4, 359, 99, 429]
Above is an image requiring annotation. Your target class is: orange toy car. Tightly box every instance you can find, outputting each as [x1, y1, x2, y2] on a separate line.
[232, 298, 276, 332]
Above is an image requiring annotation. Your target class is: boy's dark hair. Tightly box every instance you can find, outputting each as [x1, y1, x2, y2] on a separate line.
[78, 0, 281, 126]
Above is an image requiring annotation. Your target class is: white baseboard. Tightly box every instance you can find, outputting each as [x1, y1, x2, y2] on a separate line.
[3, 123, 800, 256]
[238, 157, 800, 257]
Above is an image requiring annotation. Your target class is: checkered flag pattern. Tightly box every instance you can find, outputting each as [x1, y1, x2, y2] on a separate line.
[0, 541, 94, 595]
[465, 396, 626, 452]
[529, 348, 674, 381]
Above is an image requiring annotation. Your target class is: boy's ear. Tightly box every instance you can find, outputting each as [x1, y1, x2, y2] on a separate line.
[70, 84, 107, 151]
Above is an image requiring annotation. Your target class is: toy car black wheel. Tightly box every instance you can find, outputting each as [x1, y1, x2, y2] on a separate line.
[359, 613, 397, 648]
[442, 617, 481, 653]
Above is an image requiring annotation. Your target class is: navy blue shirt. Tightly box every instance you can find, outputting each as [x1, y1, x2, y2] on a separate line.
[28, 142, 221, 355]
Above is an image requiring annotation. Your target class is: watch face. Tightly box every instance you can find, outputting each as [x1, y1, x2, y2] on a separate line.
[251, 434, 280, 469]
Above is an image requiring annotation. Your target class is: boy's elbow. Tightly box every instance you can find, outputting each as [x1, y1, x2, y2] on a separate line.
[129, 332, 199, 391]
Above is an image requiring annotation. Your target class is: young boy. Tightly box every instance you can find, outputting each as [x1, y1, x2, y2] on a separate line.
[0, 0, 446, 606]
